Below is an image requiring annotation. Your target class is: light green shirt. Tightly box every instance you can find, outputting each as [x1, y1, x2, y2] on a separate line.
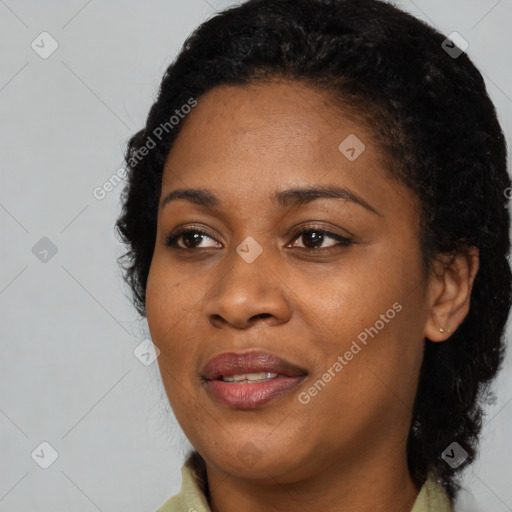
[157, 453, 453, 512]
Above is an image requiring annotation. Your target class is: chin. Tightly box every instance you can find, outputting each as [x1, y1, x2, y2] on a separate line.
[199, 435, 317, 483]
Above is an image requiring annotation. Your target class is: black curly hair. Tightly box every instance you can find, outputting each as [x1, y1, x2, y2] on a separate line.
[115, 0, 512, 501]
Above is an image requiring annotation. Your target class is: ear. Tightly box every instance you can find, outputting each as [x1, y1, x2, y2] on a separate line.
[424, 247, 479, 342]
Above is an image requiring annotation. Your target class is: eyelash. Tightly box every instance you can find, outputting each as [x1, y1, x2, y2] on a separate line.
[165, 225, 353, 252]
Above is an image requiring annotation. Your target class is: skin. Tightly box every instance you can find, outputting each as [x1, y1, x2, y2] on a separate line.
[145, 79, 479, 512]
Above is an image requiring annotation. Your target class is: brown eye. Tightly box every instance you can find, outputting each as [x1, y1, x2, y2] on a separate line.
[165, 226, 352, 252]
[289, 228, 352, 250]
[166, 228, 220, 249]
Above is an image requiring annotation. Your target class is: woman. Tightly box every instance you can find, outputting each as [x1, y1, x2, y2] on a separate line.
[115, 0, 511, 510]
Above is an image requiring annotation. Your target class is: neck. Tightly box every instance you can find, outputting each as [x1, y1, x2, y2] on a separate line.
[204, 449, 420, 512]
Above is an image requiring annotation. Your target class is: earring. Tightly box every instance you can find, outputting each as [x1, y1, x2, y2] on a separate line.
[439, 326, 451, 333]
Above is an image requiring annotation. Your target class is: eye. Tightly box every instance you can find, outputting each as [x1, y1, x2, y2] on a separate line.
[165, 227, 220, 250]
[288, 226, 352, 250]
[165, 225, 353, 252]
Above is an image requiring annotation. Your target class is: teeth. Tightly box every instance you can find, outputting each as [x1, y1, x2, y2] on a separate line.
[221, 372, 278, 382]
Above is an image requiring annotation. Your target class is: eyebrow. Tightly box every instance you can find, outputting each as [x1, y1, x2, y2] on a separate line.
[161, 185, 382, 216]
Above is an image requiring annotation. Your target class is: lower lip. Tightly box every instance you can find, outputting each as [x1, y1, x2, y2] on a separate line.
[203, 375, 306, 409]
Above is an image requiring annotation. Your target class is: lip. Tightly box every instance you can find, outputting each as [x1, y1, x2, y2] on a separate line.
[201, 350, 307, 380]
[201, 350, 308, 409]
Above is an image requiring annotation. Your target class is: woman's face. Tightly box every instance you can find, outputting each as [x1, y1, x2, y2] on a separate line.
[146, 80, 433, 482]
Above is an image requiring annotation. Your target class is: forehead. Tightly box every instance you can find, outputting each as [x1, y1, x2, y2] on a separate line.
[161, 80, 416, 215]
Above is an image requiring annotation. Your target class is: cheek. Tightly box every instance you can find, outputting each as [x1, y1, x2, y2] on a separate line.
[146, 261, 195, 379]
[293, 252, 415, 343]
[145, 258, 218, 411]
[146, 274, 198, 423]
[146, 257, 200, 339]
[295, 245, 426, 392]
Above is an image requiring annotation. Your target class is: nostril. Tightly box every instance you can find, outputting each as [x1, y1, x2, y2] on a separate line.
[252, 313, 271, 320]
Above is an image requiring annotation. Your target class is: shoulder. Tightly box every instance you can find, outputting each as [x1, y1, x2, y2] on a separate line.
[411, 473, 453, 512]
[156, 451, 210, 512]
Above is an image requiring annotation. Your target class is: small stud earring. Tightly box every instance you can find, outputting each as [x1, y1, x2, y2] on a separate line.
[439, 326, 451, 333]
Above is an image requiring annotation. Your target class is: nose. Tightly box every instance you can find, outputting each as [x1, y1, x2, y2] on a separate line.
[203, 246, 292, 329]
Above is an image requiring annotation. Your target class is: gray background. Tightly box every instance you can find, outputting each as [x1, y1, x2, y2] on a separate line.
[1, 0, 511, 510]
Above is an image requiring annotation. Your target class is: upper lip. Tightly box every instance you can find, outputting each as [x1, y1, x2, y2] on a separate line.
[202, 350, 308, 380]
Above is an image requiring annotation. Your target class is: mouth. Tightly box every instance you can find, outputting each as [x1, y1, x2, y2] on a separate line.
[201, 350, 308, 409]
[214, 371, 281, 383]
